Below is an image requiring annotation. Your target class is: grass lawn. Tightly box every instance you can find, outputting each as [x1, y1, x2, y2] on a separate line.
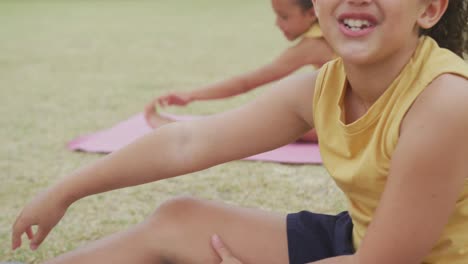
[0, 1, 345, 262]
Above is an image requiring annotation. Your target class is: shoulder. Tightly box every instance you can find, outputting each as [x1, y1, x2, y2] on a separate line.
[268, 71, 319, 126]
[290, 37, 334, 65]
[417, 74, 468, 114]
[295, 37, 332, 52]
[402, 73, 468, 135]
[272, 70, 319, 102]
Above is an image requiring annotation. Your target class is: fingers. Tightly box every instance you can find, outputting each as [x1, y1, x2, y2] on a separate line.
[211, 234, 233, 260]
[144, 97, 160, 122]
[26, 226, 34, 240]
[144, 105, 154, 121]
[145, 95, 164, 116]
[157, 97, 165, 107]
[154, 93, 189, 108]
[11, 224, 23, 250]
[145, 98, 158, 112]
[11, 215, 30, 250]
[30, 226, 51, 251]
[158, 96, 170, 107]
[158, 94, 183, 107]
[12, 214, 51, 251]
[155, 94, 169, 107]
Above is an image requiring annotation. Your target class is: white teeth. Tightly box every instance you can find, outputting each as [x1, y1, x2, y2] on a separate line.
[343, 19, 371, 30]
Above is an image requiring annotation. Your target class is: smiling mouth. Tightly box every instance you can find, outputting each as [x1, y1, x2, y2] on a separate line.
[342, 19, 374, 32]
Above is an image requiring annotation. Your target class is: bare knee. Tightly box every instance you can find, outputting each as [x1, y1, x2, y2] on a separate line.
[151, 196, 206, 224]
[143, 196, 218, 263]
[144, 197, 201, 234]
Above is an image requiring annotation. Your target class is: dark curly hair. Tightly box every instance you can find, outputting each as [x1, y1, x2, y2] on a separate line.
[420, 0, 468, 58]
[294, 0, 313, 11]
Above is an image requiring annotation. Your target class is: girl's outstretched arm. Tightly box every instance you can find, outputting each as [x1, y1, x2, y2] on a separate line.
[12, 71, 318, 251]
[154, 37, 332, 107]
[351, 74, 468, 264]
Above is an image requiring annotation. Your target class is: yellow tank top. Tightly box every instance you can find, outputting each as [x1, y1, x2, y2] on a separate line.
[302, 22, 323, 39]
[313, 36, 468, 263]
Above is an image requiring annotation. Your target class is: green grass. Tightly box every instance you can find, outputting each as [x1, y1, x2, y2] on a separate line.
[0, 1, 345, 262]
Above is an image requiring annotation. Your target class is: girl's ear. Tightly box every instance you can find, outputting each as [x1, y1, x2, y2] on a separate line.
[417, 0, 448, 29]
[311, 0, 319, 17]
[306, 6, 317, 19]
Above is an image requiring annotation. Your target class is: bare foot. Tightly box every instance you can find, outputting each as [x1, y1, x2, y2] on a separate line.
[144, 107, 175, 129]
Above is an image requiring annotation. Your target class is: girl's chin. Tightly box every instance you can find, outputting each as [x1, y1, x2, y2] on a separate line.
[284, 34, 296, 41]
[282, 31, 301, 41]
[336, 46, 378, 65]
[342, 56, 377, 66]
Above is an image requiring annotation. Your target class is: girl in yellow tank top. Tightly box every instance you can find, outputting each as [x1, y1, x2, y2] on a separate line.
[145, 0, 334, 142]
[11, 1, 468, 264]
[310, 0, 468, 263]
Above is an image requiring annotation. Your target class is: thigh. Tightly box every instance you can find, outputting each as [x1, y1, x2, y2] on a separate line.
[150, 197, 289, 264]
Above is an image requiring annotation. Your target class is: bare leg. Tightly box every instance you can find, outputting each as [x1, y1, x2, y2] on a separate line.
[299, 128, 318, 143]
[44, 197, 289, 264]
[44, 223, 158, 264]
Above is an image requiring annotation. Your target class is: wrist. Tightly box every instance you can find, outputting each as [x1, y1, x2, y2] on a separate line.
[50, 180, 80, 208]
[184, 91, 196, 102]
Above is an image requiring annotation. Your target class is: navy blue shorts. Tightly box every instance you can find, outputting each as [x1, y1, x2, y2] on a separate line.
[287, 211, 354, 264]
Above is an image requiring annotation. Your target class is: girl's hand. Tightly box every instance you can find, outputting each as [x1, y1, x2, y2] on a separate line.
[211, 234, 243, 264]
[12, 189, 69, 251]
[144, 92, 192, 125]
[157, 92, 192, 107]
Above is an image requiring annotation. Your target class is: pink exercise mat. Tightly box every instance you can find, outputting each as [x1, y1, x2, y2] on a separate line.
[68, 113, 322, 164]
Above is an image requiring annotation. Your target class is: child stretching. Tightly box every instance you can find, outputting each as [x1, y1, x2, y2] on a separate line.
[145, 0, 334, 142]
[12, 0, 468, 263]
